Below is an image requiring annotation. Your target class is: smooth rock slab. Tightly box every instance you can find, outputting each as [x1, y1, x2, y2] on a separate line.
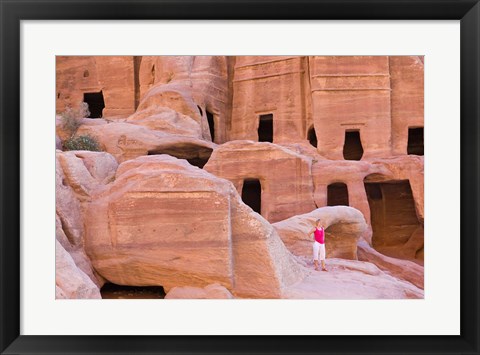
[284, 258, 423, 299]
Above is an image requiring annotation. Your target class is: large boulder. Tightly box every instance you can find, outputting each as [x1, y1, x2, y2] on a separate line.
[84, 155, 305, 298]
[77, 122, 215, 163]
[273, 206, 368, 260]
[137, 56, 232, 143]
[127, 105, 202, 138]
[73, 150, 118, 185]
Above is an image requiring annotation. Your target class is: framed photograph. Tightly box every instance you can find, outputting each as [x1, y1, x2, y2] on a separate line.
[1, 0, 479, 354]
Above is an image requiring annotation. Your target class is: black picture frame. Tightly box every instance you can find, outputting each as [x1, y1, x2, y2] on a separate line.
[1, 1, 479, 354]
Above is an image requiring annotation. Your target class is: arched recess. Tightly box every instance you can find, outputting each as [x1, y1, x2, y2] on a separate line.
[364, 175, 422, 258]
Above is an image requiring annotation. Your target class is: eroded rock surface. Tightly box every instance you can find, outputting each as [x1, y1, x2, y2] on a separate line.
[165, 283, 234, 299]
[55, 56, 424, 299]
[84, 155, 305, 298]
[55, 150, 115, 298]
[78, 122, 215, 164]
[284, 258, 423, 299]
[205, 141, 316, 223]
[357, 241, 424, 289]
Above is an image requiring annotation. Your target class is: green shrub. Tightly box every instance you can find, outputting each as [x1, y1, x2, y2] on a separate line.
[63, 135, 100, 152]
[60, 102, 90, 137]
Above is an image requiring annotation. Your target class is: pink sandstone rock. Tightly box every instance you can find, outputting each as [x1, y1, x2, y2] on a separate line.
[127, 106, 202, 138]
[56, 135, 62, 150]
[311, 155, 424, 261]
[56, 56, 136, 118]
[273, 206, 368, 260]
[310, 56, 392, 160]
[390, 56, 424, 155]
[55, 56, 425, 298]
[311, 158, 390, 242]
[357, 241, 424, 289]
[56, 286, 67, 299]
[136, 84, 203, 127]
[72, 151, 118, 185]
[138, 56, 232, 143]
[57, 55, 424, 154]
[77, 121, 216, 163]
[84, 155, 305, 298]
[362, 156, 424, 261]
[56, 240, 101, 299]
[204, 140, 316, 223]
[230, 56, 311, 144]
[165, 283, 234, 299]
[56, 152, 85, 245]
[56, 213, 102, 288]
[56, 150, 110, 290]
[283, 258, 423, 299]
[57, 151, 100, 199]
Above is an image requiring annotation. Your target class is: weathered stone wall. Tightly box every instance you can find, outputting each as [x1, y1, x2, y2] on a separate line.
[310, 56, 392, 159]
[56, 56, 136, 118]
[204, 141, 317, 223]
[56, 55, 423, 158]
[390, 56, 424, 155]
[230, 56, 311, 143]
[84, 155, 305, 298]
[137, 56, 233, 143]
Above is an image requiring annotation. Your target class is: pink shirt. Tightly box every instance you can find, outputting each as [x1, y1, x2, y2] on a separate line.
[314, 227, 325, 244]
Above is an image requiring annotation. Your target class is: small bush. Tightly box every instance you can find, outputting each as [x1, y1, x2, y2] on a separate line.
[63, 135, 100, 152]
[60, 102, 90, 137]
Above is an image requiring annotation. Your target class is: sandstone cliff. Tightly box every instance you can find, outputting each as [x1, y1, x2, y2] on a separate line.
[55, 56, 424, 299]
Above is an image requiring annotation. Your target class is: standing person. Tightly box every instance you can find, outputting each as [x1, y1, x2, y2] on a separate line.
[309, 219, 327, 271]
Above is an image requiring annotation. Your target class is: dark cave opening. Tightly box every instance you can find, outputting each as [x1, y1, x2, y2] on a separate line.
[327, 182, 349, 206]
[241, 179, 262, 214]
[258, 114, 273, 143]
[307, 125, 317, 148]
[100, 283, 165, 299]
[407, 127, 424, 156]
[364, 180, 420, 249]
[343, 130, 363, 160]
[83, 91, 105, 118]
[147, 147, 213, 169]
[206, 110, 215, 142]
[186, 157, 210, 169]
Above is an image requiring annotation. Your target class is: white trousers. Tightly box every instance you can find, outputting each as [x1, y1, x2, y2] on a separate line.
[313, 241, 326, 261]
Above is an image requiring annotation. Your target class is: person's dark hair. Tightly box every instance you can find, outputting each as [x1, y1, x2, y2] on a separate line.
[315, 219, 321, 225]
